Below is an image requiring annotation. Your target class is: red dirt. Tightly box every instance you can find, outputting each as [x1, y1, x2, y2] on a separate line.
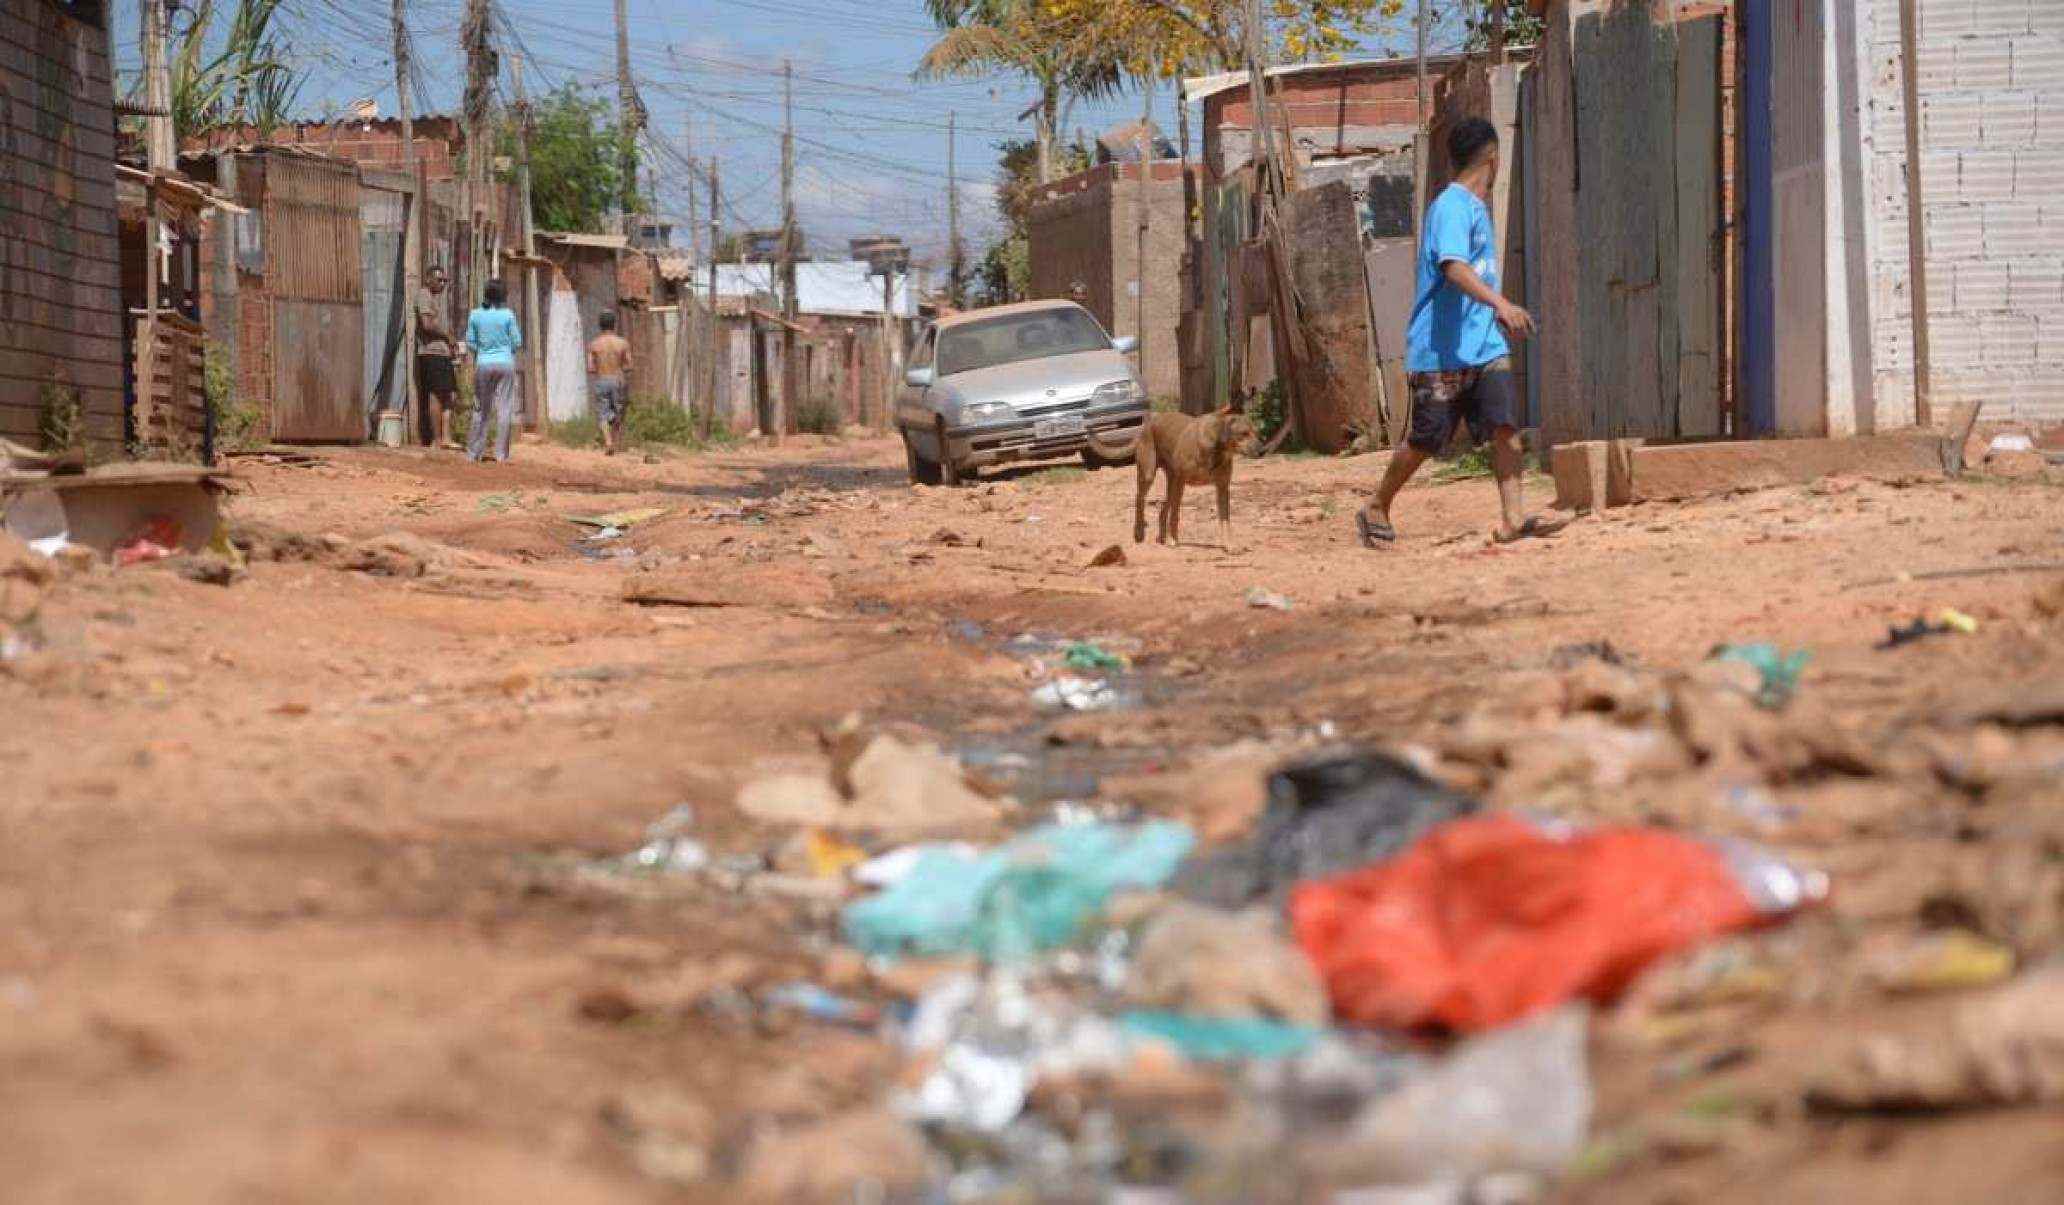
[4, 432, 2061, 1201]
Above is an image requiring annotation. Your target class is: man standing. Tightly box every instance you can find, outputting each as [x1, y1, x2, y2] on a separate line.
[1356, 117, 1561, 546]
[414, 266, 460, 449]
[587, 310, 634, 456]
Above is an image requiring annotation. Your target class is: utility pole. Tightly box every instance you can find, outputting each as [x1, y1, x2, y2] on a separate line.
[684, 115, 700, 262]
[614, 0, 643, 223]
[514, 54, 545, 429]
[141, 0, 174, 171]
[393, 0, 423, 441]
[1413, 0, 1429, 235]
[702, 157, 721, 439]
[946, 111, 964, 310]
[460, 0, 495, 310]
[1135, 83, 1152, 392]
[776, 59, 796, 444]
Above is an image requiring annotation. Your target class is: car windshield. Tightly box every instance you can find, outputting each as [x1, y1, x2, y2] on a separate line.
[936, 308, 1111, 376]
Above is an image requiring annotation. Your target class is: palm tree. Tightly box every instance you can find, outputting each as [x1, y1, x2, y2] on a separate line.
[916, 0, 1122, 183]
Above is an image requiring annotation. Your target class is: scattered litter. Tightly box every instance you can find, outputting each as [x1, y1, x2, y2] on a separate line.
[3, 487, 71, 556]
[1307, 1006, 1592, 1190]
[113, 516, 181, 567]
[1867, 930, 2015, 995]
[1174, 750, 1478, 907]
[842, 820, 1194, 961]
[1245, 587, 1293, 612]
[1708, 642, 1809, 709]
[1087, 544, 1127, 568]
[619, 805, 710, 874]
[1118, 1012, 1319, 1062]
[805, 828, 868, 878]
[1063, 641, 1130, 673]
[1292, 815, 1827, 1032]
[763, 982, 880, 1029]
[1809, 967, 2064, 1111]
[897, 972, 1130, 1132]
[569, 506, 667, 529]
[854, 842, 983, 889]
[1126, 901, 1329, 1025]
[585, 525, 626, 541]
[1033, 676, 1124, 712]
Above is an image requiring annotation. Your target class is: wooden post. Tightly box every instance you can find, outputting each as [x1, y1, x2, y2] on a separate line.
[705, 157, 722, 439]
[947, 111, 964, 309]
[1136, 83, 1152, 390]
[1414, 0, 1430, 233]
[393, 0, 423, 441]
[777, 60, 796, 443]
[514, 55, 545, 429]
[1896, 0, 1933, 426]
[614, 0, 641, 219]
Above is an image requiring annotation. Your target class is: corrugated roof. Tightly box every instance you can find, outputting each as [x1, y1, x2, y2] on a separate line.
[540, 232, 630, 250]
[1181, 52, 1465, 104]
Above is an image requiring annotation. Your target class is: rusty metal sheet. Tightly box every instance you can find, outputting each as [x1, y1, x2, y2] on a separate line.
[271, 299, 365, 441]
[261, 153, 362, 303]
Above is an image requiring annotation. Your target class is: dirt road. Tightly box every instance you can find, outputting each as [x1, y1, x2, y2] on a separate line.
[4, 432, 2062, 1202]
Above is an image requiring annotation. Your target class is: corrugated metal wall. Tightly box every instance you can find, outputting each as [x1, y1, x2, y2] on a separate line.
[260, 153, 364, 440]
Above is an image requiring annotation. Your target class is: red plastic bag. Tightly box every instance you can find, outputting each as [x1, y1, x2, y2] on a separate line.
[114, 516, 183, 567]
[1290, 815, 1795, 1032]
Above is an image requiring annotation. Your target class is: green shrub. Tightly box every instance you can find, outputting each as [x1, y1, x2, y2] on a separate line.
[204, 343, 267, 454]
[624, 395, 700, 446]
[792, 394, 842, 436]
[1245, 379, 1299, 452]
[551, 414, 601, 448]
[38, 382, 83, 452]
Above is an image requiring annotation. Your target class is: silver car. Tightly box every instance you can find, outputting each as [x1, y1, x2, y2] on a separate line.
[894, 300, 1150, 485]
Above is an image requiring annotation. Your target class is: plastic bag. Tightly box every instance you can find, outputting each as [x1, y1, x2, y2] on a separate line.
[1175, 750, 1478, 907]
[842, 820, 1194, 961]
[1291, 815, 1824, 1032]
[1118, 1012, 1319, 1061]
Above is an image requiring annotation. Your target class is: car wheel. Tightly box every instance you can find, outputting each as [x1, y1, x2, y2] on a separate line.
[903, 430, 942, 486]
[936, 419, 965, 487]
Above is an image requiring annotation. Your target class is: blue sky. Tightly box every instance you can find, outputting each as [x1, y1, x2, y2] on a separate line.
[114, 0, 1469, 264]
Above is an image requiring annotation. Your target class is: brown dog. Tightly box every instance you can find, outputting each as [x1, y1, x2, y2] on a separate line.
[1132, 402, 1258, 549]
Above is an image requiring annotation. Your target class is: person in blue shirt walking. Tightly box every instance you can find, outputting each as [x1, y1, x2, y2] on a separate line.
[1357, 116, 1563, 547]
[464, 279, 524, 463]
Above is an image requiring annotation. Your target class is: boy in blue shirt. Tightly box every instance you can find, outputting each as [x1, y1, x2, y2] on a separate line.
[1357, 117, 1561, 546]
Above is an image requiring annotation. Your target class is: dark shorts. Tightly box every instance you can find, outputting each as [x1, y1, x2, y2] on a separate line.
[593, 376, 627, 426]
[416, 353, 457, 399]
[1406, 357, 1516, 454]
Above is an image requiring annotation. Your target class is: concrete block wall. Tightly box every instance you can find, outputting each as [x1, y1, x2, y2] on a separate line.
[1866, 0, 2064, 421]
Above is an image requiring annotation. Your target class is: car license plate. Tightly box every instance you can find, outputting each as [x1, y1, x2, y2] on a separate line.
[1034, 414, 1086, 440]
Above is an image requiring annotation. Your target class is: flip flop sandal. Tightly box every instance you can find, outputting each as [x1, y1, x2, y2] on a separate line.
[1493, 515, 1571, 544]
[1355, 511, 1398, 549]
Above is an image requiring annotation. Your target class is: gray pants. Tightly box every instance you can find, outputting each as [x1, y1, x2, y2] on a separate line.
[468, 361, 518, 461]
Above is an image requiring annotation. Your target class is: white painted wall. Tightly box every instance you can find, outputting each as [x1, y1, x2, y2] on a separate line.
[1862, 0, 2064, 423]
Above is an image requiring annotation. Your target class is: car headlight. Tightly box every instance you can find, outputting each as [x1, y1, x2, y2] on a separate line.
[1092, 379, 1143, 405]
[960, 401, 1014, 424]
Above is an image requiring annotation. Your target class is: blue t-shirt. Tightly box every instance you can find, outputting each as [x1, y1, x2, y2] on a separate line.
[465, 306, 524, 368]
[1404, 183, 1508, 372]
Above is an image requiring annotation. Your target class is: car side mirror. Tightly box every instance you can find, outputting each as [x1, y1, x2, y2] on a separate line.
[905, 366, 936, 388]
[1111, 336, 1139, 354]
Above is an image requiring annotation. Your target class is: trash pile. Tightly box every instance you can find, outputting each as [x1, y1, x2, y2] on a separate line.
[596, 690, 1858, 1201]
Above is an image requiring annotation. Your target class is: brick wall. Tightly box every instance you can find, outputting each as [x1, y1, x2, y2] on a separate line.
[1868, 0, 2064, 421]
[1027, 162, 1191, 403]
[187, 118, 463, 181]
